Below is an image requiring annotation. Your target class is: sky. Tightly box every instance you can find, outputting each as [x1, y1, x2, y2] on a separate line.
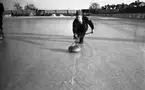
[1, 0, 144, 10]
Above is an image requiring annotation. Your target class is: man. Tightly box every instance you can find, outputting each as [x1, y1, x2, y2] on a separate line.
[72, 10, 94, 44]
[0, 2, 4, 40]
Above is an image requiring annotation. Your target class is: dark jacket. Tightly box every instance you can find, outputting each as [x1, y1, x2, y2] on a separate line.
[0, 3, 4, 16]
[0, 3, 4, 30]
[73, 16, 94, 35]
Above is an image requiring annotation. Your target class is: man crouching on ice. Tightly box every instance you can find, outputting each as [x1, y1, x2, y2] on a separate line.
[72, 10, 94, 44]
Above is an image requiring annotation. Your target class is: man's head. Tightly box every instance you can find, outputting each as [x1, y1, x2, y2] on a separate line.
[76, 10, 83, 16]
[76, 10, 83, 23]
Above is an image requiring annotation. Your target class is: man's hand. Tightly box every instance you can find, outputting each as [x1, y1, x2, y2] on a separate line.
[74, 33, 78, 38]
[91, 29, 94, 34]
[73, 33, 78, 39]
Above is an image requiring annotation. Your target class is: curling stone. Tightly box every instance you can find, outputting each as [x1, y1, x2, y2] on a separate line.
[68, 44, 81, 53]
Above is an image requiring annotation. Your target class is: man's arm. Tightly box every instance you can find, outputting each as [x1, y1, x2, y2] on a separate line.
[72, 19, 77, 34]
[84, 16, 94, 32]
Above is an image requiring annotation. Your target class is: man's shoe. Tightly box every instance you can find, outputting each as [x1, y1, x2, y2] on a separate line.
[79, 38, 84, 44]
[78, 41, 83, 44]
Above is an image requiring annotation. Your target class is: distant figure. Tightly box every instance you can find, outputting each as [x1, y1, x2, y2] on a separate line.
[72, 10, 94, 44]
[0, 2, 4, 39]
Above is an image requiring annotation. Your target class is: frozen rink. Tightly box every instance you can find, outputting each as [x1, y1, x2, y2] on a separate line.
[1, 16, 145, 90]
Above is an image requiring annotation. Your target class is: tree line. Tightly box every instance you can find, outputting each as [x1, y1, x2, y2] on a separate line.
[88, 1, 145, 14]
[11, 2, 38, 16]
[9, 0, 145, 16]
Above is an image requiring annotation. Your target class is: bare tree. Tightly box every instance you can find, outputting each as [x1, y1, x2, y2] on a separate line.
[24, 4, 37, 11]
[89, 2, 100, 11]
[13, 2, 23, 10]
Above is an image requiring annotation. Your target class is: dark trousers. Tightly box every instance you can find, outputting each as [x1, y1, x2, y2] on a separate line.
[0, 16, 3, 34]
[76, 30, 87, 43]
